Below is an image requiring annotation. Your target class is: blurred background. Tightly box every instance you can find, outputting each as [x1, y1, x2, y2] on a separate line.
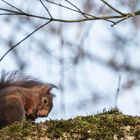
[0, 0, 140, 120]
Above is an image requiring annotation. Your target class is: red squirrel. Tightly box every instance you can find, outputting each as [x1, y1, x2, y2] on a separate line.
[0, 71, 57, 128]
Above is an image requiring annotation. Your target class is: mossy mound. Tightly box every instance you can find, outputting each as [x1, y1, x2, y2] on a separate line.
[0, 108, 140, 140]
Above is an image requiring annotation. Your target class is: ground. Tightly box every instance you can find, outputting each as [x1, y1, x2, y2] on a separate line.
[0, 108, 140, 140]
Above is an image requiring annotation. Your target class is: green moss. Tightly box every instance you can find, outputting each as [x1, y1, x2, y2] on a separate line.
[0, 108, 140, 139]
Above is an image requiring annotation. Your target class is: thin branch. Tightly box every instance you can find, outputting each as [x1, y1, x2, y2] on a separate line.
[0, 8, 51, 20]
[1, 0, 25, 13]
[0, 7, 123, 22]
[0, 10, 135, 25]
[0, 7, 138, 26]
[46, 0, 95, 18]
[0, 8, 20, 14]
[104, 19, 116, 25]
[101, 0, 125, 15]
[0, 12, 19, 15]
[111, 16, 129, 27]
[1, 0, 139, 25]
[0, 4, 94, 21]
[65, 0, 88, 18]
[0, 0, 140, 24]
[0, 20, 52, 62]
[39, 0, 53, 19]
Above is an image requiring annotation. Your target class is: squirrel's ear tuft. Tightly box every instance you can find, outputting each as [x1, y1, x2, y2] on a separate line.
[40, 84, 58, 94]
[47, 84, 58, 93]
[35, 84, 58, 95]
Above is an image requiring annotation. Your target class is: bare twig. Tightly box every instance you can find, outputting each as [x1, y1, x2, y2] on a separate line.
[0, 13, 19, 15]
[1, 0, 25, 13]
[46, 0, 95, 18]
[0, 0, 140, 62]
[1, 1, 139, 24]
[0, 7, 123, 23]
[65, 0, 88, 18]
[101, 0, 125, 15]
[0, 0, 140, 24]
[111, 16, 129, 27]
[0, 8, 21, 14]
[39, 0, 53, 19]
[0, 20, 52, 62]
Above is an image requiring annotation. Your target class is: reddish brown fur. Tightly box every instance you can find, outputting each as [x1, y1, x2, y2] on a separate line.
[0, 71, 56, 128]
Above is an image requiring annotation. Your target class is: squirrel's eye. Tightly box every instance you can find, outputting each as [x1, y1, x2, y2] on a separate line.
[42, 98, 48, 104]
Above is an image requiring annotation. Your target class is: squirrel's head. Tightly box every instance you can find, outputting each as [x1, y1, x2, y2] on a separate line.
[32, 84, 57, 118]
